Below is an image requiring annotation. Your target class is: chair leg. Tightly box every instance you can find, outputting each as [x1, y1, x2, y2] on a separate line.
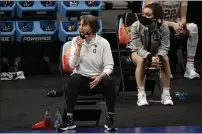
[176, 49, 185, 73]
[96, 110, 101, 125]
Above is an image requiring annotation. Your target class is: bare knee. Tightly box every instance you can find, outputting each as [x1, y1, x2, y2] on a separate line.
[187, 23, 198, 33]
[162, 55, 169, 63]
[131, 52, 145, 67]
[161, 56, 170, 71]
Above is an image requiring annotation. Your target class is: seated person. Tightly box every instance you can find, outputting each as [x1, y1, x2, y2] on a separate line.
[143, 1, 200, 79]
[127, 3, 173, 106]
[59, 15, 117, 131]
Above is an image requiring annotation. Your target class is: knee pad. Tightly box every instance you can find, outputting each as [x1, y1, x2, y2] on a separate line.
[187, 23, 198, 33]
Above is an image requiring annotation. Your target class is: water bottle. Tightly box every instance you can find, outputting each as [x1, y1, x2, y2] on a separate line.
[44, 109, 52, 129]
[45, 109, 51, 119]
[54, 109, 63, 129]
[175, 92, 188, 100]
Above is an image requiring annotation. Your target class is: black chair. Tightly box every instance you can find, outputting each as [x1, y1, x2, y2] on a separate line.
[116, 13, 160, 99]
[60, 41, 103, 125]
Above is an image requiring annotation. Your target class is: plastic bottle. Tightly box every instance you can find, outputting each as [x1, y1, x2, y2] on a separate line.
[54, 109, 63, 129]
[44, 109, 52, 129]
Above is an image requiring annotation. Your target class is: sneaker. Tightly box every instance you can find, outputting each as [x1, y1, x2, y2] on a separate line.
[1, 72, 13, 81]
[170, 74, 173, 79]
[58, 115, 76, 131]
[104, 113, 117, 131]
[14, 71, 26, 80]
[137, 92, 149, 106]
[184, 66, 200, 79]
[161, 92, 174, 106]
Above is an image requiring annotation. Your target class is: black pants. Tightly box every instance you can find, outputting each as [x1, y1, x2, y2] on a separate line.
[65, 73, 116, 113]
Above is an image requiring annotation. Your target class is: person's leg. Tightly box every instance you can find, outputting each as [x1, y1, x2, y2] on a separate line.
[93, 75, 117, 130]
[184, 23, 200, 79]
[59, 73, 86, 130]
[130, 52, 148, 106]
[161, 56, 173, 105]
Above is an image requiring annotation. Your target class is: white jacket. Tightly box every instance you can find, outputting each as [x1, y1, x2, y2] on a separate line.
[69, 34, 114, 77]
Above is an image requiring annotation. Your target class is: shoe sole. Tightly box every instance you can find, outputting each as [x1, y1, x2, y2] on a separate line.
[137, 103, 149, 106]
[104, 125, 118, 131]
[59, 125, 76, 131]
[184, 73, 200, 79]
[161, 101, 174, 106]
[137, 101, 149, 106]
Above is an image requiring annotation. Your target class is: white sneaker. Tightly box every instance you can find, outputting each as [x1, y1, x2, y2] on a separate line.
[161, 92, 174, 106]
[184, 66, 200, 79]
[14, 71, 26, 80]
[170, 74, 173, 79]
[137, 92, 149, 106]
[1, 72, 13, 81]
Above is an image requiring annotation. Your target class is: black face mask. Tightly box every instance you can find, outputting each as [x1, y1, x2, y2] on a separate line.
[80, 30, 90, 39]
[137, 14, 153, 26]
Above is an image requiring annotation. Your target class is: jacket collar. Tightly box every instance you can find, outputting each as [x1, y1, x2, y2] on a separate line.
[84, 34, 98, 46]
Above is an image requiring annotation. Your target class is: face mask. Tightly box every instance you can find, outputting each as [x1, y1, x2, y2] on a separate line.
[137, 14, 153, 26]
[80, 30, 90, 39]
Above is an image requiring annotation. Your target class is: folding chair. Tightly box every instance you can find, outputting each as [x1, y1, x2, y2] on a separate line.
[116, 13, 161, 99]
[60, 41, 103, 125]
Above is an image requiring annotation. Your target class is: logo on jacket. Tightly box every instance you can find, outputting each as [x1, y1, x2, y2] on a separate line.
[93, 44, 97, 53]
[153, 33, 161, 41]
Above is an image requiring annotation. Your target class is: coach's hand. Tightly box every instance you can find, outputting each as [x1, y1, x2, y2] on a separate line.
[90, 75, 102, 89]
[76, 36, 83, 48]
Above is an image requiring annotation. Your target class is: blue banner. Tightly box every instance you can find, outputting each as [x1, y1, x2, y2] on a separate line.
[0, 21, 15, 42]
[16, 20, 58, 42]
[59, 1, 102, 17]
[0, 1, 16, 18]
[16, 1, 57, 18]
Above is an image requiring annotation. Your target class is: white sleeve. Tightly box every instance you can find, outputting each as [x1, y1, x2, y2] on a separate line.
[181, 1, 188, 7]
[102, 39, 114, 76]
[68, 37, 80, 68]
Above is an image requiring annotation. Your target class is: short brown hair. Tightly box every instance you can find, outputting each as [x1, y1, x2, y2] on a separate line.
[79, 15, 98, 34]
[145, 3, 164, 20]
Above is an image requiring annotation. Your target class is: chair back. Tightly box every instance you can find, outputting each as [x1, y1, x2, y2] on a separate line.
[117, 13, 138, 45]
[61, 41, 74, 73]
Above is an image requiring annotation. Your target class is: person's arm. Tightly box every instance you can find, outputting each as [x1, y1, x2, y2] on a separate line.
[68, 38, 81, 68]
[99, 39, 114, 78]
[164, 21, 175, 27]
[179, 1, 188, 25]
[157, 25, 170, 59]
[127, 21, 151, 59]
